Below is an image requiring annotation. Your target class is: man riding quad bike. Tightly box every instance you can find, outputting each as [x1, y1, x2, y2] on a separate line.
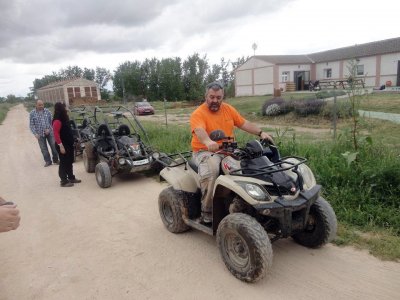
[158, 131, 337, 283]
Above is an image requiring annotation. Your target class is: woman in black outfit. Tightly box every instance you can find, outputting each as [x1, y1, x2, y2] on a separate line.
[52, 102, 81, 187]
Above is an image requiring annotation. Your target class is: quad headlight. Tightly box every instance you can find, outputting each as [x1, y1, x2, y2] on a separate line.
[118, 158, 126, 165]
[152, 152, 160, 160]
[236, 181, 270, 201]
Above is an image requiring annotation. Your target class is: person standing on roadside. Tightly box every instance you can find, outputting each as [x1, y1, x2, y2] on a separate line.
[29, 100, 59, 167]
[53, 102, 81, 187]
[0, 196, 20, 233]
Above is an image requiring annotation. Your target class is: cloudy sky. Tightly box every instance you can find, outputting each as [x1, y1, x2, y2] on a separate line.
[1, 0, 399, 97]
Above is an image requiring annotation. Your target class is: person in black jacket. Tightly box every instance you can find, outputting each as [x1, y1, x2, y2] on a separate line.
[52, 102, 81, 187]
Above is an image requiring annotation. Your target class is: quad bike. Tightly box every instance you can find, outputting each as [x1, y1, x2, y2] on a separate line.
[158, 130, 337, 283]
[83, 105, 167, 188]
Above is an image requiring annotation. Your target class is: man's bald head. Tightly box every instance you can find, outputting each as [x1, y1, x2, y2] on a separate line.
[36, 100, 44, 111]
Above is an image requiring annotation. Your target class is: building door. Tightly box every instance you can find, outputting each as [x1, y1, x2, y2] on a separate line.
[294, 71, 310, 91]
[397, 61, 400, 86]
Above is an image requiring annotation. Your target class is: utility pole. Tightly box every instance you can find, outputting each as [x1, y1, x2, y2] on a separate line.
[252, 42, 258, 56]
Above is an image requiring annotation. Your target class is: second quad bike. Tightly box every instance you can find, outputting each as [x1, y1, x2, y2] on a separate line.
[83, 105, 167, 188]
[158, 131, 337, 283]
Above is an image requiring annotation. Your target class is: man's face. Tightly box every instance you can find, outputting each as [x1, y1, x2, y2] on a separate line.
[205, 89, 223, 112]
[36, 100, 44, 111]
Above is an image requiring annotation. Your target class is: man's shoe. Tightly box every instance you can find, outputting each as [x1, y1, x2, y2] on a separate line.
[60, 182, 74, 187]
[53, 160, 59, 165]
[44, 162, 52, 167]
[69, 178, 81, 183]
[201, 212, 212, 224]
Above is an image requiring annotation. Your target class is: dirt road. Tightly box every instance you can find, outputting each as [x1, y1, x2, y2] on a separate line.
[0, 104, 399, 300]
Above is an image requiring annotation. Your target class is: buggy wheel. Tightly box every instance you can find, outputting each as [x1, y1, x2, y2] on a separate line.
[158, 187, 189, 233]
[217, 213, 272, 283]
[292, 197, 337, 248]
[95, 162, 112, 188]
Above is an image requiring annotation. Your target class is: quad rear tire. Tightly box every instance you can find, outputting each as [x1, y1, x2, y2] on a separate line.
[217, 213, 273, 283]
[158, 187, 189, 233]
[292, 197, 337, 248]
[95, 162, 112, 188]
[83, 143, 97, 173]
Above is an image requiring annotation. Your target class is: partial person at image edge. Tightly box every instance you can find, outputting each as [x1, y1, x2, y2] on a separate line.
[0, 196, 20, 233]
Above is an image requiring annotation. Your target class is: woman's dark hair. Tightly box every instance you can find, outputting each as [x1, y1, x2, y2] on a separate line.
[53, 102, 69, 122]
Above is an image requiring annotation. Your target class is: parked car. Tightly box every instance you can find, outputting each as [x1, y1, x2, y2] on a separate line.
[133, 101, 155, 115]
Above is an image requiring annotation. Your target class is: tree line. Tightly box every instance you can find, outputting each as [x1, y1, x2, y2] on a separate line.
[27, 53, 248, 102]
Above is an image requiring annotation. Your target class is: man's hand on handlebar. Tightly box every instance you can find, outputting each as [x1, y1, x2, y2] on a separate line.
[260, 132, 274, 144]
[205, 140, 220, 152]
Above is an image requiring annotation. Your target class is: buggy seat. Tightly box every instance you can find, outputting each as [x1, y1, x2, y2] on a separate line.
[96, 124, 115, 154]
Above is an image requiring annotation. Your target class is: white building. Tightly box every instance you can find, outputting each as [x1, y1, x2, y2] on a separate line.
[234, 37, 400, 96]
[36, 78, 101, 106]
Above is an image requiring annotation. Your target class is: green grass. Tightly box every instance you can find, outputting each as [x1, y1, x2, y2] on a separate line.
[359, 93, 400, 114]
[0, 103, 15, 124]
[334, 224, 400, 261]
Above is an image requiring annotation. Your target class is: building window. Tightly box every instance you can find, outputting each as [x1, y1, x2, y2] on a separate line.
[356, 65, 364, 76]
[74, 87, 81, 98]
[91, 86, 97, 97]
[84, 87, 91, 97]
[324, 68, 332, 78]
[67, 87, 74, 101]
[281, 71, 290, 82]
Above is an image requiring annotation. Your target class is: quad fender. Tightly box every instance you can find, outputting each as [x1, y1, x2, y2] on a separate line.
[160, 165, 198, 193]
[214, 175, 273, 206]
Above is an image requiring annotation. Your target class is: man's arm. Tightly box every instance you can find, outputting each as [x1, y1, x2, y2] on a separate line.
[29, 112, 38, 137]
[46, 109, 52, 128]
[239, 120, 274, 143]
[193, 128, 219, 152]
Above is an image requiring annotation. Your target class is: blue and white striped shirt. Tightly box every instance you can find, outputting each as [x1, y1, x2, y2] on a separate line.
[29, 108, 53, 137]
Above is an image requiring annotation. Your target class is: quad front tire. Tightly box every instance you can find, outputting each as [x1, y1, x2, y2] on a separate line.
[95, 162, 112, 188]
[292, 197, 337, 248]
[158, 187, 189, 233]
[217, 213, 273, 283]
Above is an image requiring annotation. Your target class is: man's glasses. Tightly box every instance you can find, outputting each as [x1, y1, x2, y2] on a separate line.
[206, 82, 224, 90]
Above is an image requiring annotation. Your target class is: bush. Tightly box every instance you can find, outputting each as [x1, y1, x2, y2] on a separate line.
[320, 100, 354, 119]
[261, 97, 292, 116]
[293, 99, 326, 116]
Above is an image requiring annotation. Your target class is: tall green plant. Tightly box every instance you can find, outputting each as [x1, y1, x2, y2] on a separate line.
[345, 59, 366, 150]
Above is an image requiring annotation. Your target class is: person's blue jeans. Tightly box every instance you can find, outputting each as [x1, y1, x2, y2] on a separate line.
[38, 133, 59, 163]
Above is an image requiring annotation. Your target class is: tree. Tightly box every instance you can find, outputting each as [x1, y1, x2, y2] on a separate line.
[59, 65, 83, 79]
[182, 53, 209, 100]
[83, 68, 95, 80]
[95, 67, 111, 99]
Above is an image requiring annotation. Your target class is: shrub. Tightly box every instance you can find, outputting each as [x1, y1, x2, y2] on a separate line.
[292, 99, 326, 116]
[261, 97, 291, 116]
[320, 100, 354, 118]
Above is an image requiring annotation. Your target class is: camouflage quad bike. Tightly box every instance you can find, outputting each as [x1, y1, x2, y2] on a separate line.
[83, 105, 167, 188]
[158, 130, 337, 283]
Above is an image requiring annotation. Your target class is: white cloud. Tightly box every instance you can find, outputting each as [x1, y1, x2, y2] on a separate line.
[0, 0, 399, 96]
